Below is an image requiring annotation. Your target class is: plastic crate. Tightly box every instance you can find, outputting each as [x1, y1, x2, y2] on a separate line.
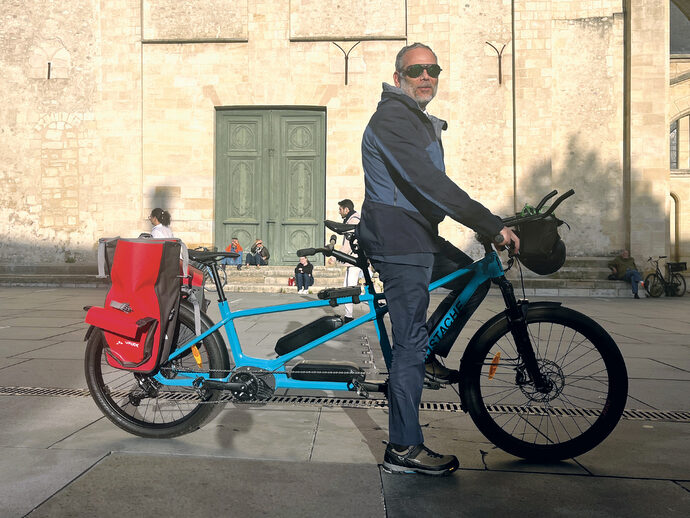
[667, 262, 687, 273]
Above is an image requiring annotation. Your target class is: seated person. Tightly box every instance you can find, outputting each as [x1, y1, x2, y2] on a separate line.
[294, 256, 314, 294]
[246, 239, 270, 267]
[222, 237, 243, 270]
[608, 249, 643, 299]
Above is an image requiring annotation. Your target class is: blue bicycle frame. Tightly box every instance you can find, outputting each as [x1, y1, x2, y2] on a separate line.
[153, 251, 505, 392]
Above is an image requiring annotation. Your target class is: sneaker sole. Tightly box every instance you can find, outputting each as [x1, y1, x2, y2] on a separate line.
[381, 460, 458, 476]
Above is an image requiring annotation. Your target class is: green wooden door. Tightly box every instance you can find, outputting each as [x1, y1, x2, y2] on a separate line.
[215, 109, 325, 265]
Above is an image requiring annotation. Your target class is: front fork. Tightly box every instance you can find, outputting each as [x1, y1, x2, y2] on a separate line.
[496, 276, 551, 393]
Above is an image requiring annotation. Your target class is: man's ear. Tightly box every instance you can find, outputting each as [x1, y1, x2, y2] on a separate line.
[393, 71, 401, 88]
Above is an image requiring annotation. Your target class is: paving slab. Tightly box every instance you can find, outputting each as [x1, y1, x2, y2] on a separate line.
[0, 358, 87, 389]
[575, 420, 690, 479]
[0, 447, 105, 518]
[0, 396, 101, 448]
[14, 340, 87, 361]
[0, 326, 80, 341]
[381, 468, 690, 518]
[0, 339, 62, 357]
[28, 454, 386, 518]
[54, 405, 319, 462]
[626, 379, 690, 411]
[624, 356, 690, 380]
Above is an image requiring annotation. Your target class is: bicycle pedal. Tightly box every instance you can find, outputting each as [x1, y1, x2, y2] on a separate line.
[423, 379, 443, 390]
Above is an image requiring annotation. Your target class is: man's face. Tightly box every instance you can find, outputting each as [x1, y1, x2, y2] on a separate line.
[394, 47, 439, 109]
[621, 250, 629, 258]
[338, 205, 348, 217]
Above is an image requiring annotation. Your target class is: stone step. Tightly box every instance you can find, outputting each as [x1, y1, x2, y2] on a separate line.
[0, 257, 643, 297]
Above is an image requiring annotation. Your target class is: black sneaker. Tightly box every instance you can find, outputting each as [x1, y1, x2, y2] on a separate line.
[343, 316, 354, 323]
[383, 443, 459, 476]
[424, 355, 459, 384]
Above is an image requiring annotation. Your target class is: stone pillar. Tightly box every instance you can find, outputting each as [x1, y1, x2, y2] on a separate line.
[679, 116, 690, 169]
[628, 0, 670, 260]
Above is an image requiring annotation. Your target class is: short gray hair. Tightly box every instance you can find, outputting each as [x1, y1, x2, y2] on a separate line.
[395, 42, 438, 73]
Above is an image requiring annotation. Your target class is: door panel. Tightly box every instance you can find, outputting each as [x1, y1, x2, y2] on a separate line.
[215, 109, 325, 264]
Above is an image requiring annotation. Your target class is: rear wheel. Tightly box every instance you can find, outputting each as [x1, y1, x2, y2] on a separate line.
[644, 273, 664, 297]
[671, 273, 686, 297]
[85, 303, 230, 438]
[461, 306, 628, 461]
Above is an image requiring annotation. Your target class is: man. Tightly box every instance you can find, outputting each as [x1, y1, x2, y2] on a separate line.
[337, 199, 362, 323]
[223, 237, 243, 271]
[245, 239, 270, 267]
[608, 249, 642, 299]
[358, 43, 519, 475]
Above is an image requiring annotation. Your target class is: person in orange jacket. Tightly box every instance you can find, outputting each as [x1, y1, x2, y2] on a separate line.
[223, 237, 243, 270]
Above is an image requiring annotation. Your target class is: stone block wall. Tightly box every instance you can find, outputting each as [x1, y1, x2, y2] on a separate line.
[0, 0, 677, 265]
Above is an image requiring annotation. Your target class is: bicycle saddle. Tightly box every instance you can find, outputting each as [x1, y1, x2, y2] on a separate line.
[188, 250, 238, 264]
[325, 220, 357, 234]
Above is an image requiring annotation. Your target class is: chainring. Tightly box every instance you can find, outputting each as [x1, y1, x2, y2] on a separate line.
[230, 366, 276, 402]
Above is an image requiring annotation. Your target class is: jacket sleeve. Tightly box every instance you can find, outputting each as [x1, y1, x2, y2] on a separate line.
[369, 106, 503, 238]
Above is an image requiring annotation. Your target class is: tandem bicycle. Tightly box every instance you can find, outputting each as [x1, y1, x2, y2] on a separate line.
[84, 190, 628, 461]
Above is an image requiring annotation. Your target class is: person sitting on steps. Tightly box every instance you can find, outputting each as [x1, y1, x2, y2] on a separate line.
[222, 237, 243, 271]
[246, 239, 270, 267]
[608, 249, 643, 299]
[294, 256, 314, 294]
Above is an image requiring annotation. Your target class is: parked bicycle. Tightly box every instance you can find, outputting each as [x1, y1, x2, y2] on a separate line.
[191, 246, 229, 293]
[84, 190, 629, 461]
[644, 256, 686, 297]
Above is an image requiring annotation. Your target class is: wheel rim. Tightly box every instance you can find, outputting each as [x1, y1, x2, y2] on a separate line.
[473, 316, 624, 453]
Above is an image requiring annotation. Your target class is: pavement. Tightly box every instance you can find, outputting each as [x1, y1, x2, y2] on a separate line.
[0, 286, 688, 517]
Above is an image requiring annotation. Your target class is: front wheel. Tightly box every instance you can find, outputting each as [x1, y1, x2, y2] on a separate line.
[460, 306, 628, 461]
[671, 273, 686, 297]
[644, 273, 664, 297]
[85, 303, 230, 438]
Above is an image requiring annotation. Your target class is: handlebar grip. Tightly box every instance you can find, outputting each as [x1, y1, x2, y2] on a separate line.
[296, 248, 317, 256]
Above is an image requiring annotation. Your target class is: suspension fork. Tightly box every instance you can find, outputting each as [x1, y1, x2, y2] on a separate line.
[496, 276, 550, 392]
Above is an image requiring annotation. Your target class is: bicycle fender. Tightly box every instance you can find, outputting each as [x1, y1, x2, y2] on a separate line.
[459, 300, 562, 375]
[84, 324, 97, 341]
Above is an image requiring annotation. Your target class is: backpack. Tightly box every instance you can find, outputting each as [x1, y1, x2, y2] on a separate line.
[85, 238, 185, 373]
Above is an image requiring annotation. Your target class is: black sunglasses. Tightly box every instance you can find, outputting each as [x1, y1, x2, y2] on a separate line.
[402, 64, 442, 78]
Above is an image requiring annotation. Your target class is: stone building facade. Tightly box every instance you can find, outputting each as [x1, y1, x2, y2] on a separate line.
[0, 0, 686, 266]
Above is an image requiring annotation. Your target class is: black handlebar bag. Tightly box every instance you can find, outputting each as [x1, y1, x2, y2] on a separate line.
[85, 238, 182, 373]
[515, 215, 567, 275]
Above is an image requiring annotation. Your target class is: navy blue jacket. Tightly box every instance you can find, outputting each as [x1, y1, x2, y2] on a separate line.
[358, 83, 503, 260]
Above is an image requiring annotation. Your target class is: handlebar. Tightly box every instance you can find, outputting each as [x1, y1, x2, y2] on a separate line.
[500, 189, 574, 227]
[300, 189, 575, 262]
[297, 234, 359, 266]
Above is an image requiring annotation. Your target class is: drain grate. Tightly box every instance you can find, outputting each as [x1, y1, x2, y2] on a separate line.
[1, 386, 688, 422]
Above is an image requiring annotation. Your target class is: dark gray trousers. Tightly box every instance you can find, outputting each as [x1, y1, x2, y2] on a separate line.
[373, 240, 490, 446]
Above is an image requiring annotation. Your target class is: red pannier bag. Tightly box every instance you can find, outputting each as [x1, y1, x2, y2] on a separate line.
[86, 238, 183, 373]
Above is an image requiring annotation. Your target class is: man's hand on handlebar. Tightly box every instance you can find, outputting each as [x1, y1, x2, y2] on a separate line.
[496, 227, 520, 254]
